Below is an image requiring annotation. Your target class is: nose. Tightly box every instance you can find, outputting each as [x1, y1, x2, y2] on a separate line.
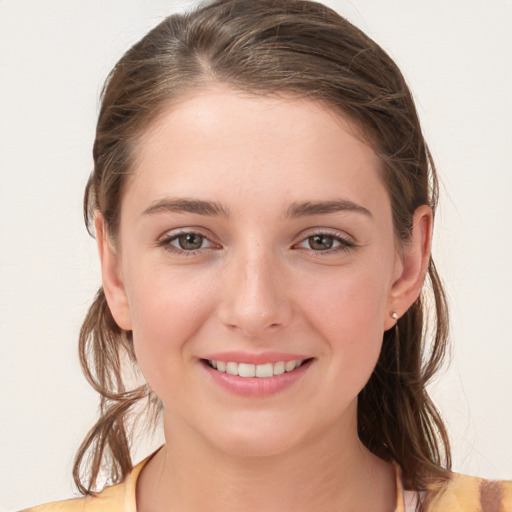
[217, 247, 292, 338]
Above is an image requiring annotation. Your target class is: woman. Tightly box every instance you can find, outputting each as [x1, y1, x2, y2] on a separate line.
[20, 1, 511, 511]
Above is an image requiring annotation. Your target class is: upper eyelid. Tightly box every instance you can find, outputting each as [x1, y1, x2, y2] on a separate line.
[294, 227, 355, 242]
[158, 226, 214, 240]
[294, 235, 354, 249]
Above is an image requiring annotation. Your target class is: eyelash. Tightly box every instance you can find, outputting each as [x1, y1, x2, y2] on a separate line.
[157, 230, 217, 255]
[294, 231, 356, 255]
[156, 229, 356, 256]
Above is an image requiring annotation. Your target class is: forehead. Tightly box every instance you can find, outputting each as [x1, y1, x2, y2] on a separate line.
[126, 85, 387, 214]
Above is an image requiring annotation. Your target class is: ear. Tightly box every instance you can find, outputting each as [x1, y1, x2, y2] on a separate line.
[385, 205, 433, 330]
[94, 214, 133, 331]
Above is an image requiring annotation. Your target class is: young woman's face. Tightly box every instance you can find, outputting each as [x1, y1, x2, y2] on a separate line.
[107, 86, 406, 457]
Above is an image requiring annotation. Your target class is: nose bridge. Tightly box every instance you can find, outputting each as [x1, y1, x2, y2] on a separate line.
[219, 241, 291, 336]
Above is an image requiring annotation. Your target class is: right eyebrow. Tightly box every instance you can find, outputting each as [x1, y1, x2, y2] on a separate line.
[142, 198, 230, 217]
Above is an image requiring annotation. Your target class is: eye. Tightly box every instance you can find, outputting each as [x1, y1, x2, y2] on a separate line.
[173, 233, 207, 250]
[306, 234, 337, 251]
[158, 230, 218, 254]
[295, 232, 355, 253]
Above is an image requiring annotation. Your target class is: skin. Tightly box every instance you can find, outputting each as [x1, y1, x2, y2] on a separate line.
[96, 85, 432, 512]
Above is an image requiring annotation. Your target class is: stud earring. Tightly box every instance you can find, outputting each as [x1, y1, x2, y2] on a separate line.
[390, 312, 400, 374]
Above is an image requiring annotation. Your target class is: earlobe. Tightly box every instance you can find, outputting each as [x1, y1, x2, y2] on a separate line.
[385, 205, 433, 330]
[94, 214, 133, 331]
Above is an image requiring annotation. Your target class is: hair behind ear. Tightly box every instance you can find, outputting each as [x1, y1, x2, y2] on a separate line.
[358, 258, 451, 490]
[73, 287, 160, 494]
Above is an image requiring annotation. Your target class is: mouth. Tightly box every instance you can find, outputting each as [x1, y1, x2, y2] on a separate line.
[202, 358, 312, 378]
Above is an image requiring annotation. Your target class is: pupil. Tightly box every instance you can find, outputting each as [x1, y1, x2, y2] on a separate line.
[310, 235, 333, 250]
[179, 233, 203, 250]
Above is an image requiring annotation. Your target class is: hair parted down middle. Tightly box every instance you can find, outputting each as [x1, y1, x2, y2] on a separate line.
[75, 0, 451, 496]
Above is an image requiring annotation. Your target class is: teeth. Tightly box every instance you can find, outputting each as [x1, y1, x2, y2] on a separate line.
[208, 359, 305, 377]
[284, 361, 296, 372]
[255, 363, 273, 378]
[238, 363, 256, 378]
[273, 361, 285, 375]
[226, 362, 238, 376]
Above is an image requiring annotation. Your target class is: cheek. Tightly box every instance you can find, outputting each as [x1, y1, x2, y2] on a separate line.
[298, 261, 392, 378]
[125, 265, 216, 394]
[302, 263, 391, 337]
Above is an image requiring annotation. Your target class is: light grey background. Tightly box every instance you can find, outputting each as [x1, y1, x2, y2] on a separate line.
[1, 1, 511, 510]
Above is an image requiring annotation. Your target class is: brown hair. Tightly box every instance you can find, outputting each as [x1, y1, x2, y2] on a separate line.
[75, 0, 451, 496]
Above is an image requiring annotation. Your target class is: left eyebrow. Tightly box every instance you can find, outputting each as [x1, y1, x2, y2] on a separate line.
[285, 200, 372, 218]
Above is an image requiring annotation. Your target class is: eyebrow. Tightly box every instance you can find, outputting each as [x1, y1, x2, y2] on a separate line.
[143, 198, 229, 217]
[286, 200, 372, 218]
[142, 197, 371, 219]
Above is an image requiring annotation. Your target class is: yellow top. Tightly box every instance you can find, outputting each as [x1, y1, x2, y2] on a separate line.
[22, 454, 512, 512]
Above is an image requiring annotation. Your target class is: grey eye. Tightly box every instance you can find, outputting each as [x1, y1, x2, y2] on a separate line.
[175, 233, 205, 250]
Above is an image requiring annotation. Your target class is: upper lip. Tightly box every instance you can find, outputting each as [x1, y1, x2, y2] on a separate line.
[201, 351, 311, 365]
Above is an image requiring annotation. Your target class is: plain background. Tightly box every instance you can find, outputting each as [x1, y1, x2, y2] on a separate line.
[0, 1, 511, 510]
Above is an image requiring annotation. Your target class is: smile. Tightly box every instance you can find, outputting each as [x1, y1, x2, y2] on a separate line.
[206, 359, 306, 378]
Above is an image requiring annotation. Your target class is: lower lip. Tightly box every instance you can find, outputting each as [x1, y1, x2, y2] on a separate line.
[201, 359, 313, 397]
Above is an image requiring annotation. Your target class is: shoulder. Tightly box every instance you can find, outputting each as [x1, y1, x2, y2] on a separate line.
[20, 448, 158, 512]
[19, 481, 126, 512]
[426, 472, 512, 512]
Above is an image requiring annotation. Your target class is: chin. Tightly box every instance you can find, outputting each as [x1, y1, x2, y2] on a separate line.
[200, 414, 306, 458]
[213, 431, 299, 458]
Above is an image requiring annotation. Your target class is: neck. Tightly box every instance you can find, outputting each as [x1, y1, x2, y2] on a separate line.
[136, 406, 396, 512]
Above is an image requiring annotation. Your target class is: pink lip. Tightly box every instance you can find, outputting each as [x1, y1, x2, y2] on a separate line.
[202, 351, 309, 365]
[200, 357, 313, 398]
